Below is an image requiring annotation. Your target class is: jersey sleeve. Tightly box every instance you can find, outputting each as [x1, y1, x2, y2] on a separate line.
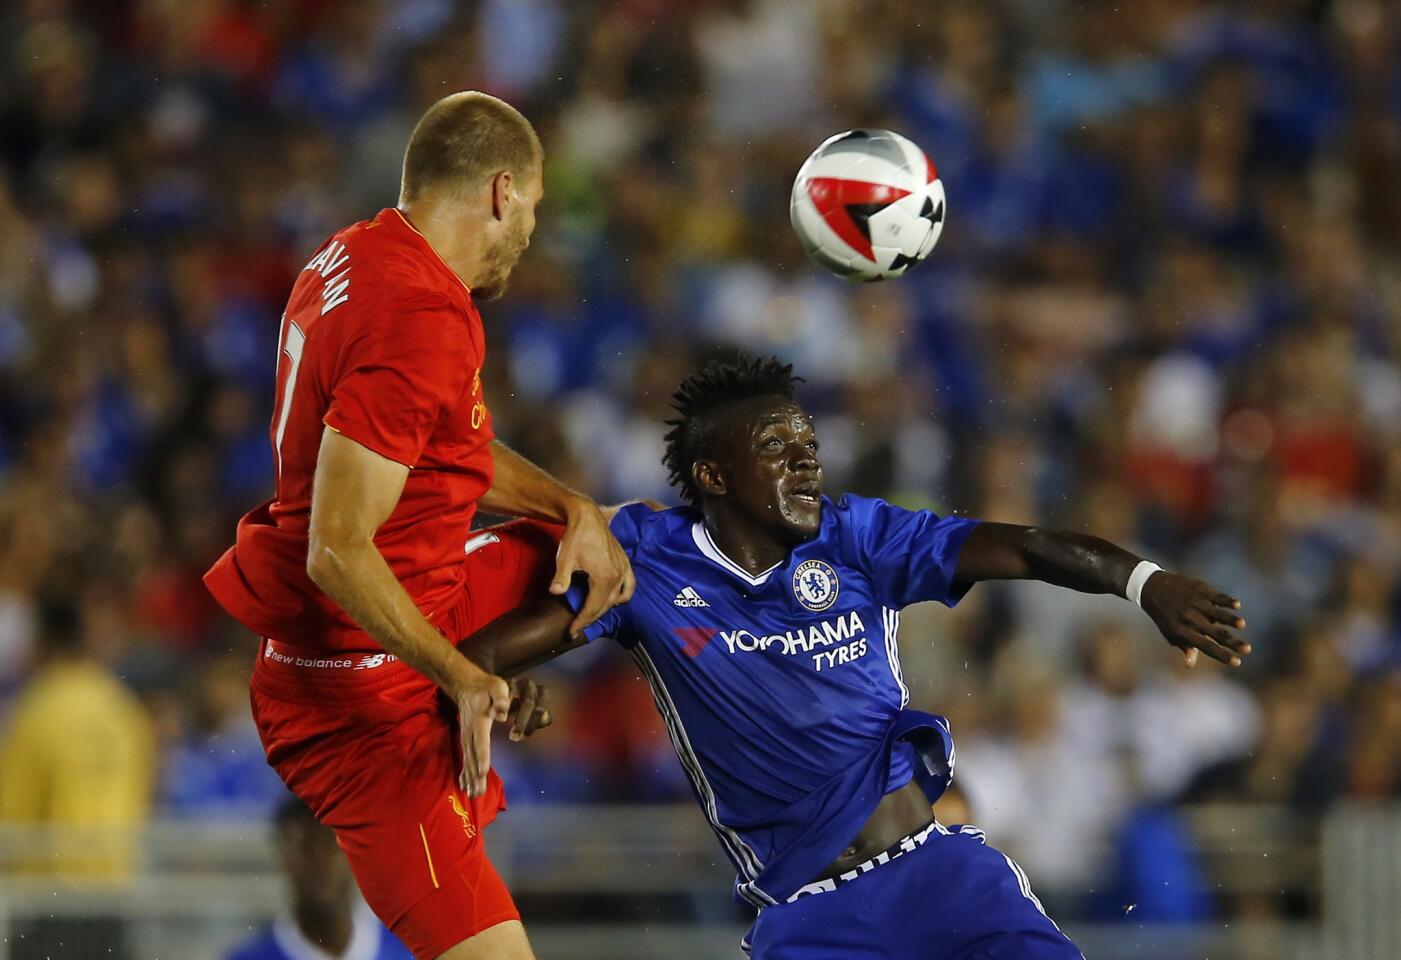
[323, 292, 474, 467]
[563, 503, 649, 644]
[841, 495, 980, 608]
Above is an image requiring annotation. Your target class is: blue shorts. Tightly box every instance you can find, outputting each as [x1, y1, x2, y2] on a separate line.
[745, 823, 1084, 960]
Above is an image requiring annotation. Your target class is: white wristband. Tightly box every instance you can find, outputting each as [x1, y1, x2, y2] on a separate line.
[1126, 561, 1162, 608]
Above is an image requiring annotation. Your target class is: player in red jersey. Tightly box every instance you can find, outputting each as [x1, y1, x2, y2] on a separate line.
[204, 92, 631, 960]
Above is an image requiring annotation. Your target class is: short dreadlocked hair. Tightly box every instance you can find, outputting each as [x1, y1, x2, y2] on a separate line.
[662, 354, 803, 505]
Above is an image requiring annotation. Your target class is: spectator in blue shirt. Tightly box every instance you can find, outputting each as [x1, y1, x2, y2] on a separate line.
[224, 797, 411, 960]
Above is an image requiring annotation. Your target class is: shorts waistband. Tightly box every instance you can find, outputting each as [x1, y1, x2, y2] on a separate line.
[260, 637, 407, 672]
[786, 820, 979, 902]
[252, 637, 425, 700]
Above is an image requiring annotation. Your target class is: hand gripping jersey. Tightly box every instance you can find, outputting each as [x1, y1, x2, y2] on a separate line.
[205, 208, 495, 650]
[569, 496, 980, 907]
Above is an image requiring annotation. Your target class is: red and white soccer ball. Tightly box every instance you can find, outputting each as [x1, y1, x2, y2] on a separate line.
[790, 129, 945, 281]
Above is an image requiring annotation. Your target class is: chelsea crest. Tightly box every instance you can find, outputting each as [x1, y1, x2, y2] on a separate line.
[793, 560, 839, 612]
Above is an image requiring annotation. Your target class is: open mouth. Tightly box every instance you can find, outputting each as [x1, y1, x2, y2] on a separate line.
[789, 481, 821, 505]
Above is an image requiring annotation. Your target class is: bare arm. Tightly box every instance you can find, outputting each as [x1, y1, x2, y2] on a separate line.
[954, 523, 1140, 593]
[457, 499, 669, 741]
[452, 598, 591, 746]
[479, 440, 587, 522]
[460, 499, 666, 678]
[462, 597, 585, 678]
[955, 523, 1250, 668]
[481, 439, 635, 634]
[306, 426, 509, 796]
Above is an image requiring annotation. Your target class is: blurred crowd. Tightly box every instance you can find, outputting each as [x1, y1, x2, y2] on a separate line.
[2, 0, 1401, 930]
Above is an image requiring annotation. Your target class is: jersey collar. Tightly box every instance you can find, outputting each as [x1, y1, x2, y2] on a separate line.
[384, 207, 472, 297]
[691, 522, 782, 587]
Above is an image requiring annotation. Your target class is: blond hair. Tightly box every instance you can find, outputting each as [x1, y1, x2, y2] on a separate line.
[400, 91, 541, 203]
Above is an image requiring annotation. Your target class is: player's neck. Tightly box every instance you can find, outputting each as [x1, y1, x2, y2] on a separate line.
[292, 900, 353, 956]
[397, 202, 487, 289]
[703, 507, 792, 576]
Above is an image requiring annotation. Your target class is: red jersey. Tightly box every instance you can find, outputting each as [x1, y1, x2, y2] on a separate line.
[205, 208, 495, 650]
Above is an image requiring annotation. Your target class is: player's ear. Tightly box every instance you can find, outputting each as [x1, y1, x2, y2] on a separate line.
[490, 169, 514, 221]
[693, 460, 726, 498]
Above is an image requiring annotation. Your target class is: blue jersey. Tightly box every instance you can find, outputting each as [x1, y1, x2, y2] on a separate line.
[570, 495, 979, 907]
[224, 912, 412, 960]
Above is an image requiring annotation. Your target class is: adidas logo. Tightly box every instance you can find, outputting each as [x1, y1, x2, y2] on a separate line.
[673, 586, 709, 608]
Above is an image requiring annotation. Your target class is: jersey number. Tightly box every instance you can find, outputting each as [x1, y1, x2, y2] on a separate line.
[273, 313, 306, 484]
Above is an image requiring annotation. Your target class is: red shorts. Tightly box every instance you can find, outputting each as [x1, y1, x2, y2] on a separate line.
[250, 519, 561, 959]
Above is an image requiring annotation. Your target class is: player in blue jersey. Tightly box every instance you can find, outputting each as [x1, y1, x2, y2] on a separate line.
[225, 798, 413, 960]
[460, 356, 1249, 960]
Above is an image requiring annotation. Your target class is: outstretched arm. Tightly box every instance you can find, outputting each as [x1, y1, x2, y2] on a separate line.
[480, 440, 635, 634]
[954, 523, 1250, 668]
[462, 597, 585, 678]
[463, 500, 659, 690]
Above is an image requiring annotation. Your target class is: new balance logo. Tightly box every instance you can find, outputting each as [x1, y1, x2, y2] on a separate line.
[673, 586, 709, 607]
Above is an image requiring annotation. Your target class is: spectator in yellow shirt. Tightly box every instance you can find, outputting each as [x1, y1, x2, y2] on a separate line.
[0, 596, 155, 882]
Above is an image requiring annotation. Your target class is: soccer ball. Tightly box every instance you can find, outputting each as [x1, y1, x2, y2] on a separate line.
[790, 129, 945, 282]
